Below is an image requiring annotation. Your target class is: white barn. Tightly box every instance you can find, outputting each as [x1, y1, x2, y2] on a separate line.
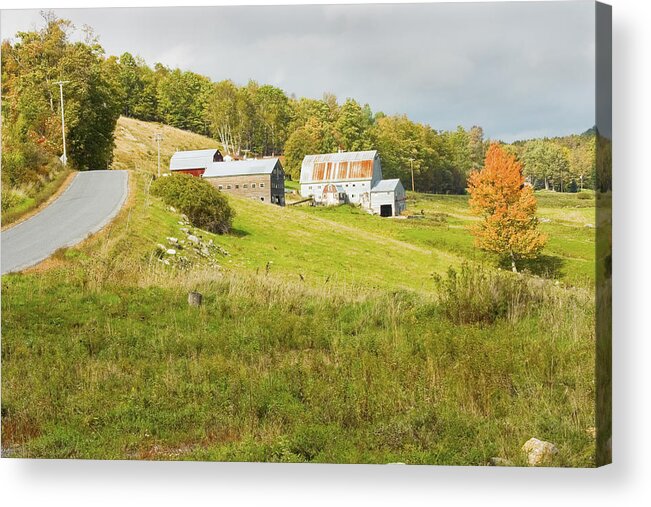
[299, 150, 406, 216]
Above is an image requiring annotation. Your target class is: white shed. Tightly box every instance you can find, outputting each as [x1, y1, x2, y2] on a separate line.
[370, 179, 406, 217]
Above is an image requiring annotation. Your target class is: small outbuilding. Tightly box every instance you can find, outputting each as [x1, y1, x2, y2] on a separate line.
[370, 179, 407, 217]
[321, 183, 347, 206]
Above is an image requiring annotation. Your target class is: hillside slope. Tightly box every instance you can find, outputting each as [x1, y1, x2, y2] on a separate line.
[110, 116, 465, 292]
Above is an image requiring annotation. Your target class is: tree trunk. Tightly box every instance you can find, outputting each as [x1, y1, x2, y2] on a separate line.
[510, 251, 518, 273]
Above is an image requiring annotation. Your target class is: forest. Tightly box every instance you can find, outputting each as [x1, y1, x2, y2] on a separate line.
[2, 14, 597, 208]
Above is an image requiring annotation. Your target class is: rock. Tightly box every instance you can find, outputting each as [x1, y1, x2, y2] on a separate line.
[540, 217, 552, 223]
[187, 234, 199, 244]
[489, 457, 513, 466]
[167, 237, 178, 244]
[522, 438, 558, 466]
[200, 247, 210, 256]
[585, 223, 594, 228]
[168, 206, 177, 213]
[188, 291, 203, 307]
[180, 227, 189, 233]
[166, 249, 177, 255]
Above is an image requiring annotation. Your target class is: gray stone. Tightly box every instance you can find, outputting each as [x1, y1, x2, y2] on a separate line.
[187, 234, 200, 244]
[489, 457, 513, 466]
[188, 291, 203, 307]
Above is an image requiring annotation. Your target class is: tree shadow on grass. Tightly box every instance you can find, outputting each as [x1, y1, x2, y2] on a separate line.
[499, 254, 566, 279]
[229, 228, 250, 238]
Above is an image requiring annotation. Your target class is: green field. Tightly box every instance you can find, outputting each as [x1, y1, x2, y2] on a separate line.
[1, 118, 597, 465]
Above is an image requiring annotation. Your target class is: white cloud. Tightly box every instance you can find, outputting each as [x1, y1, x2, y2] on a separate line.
[0, 2, 596, 141]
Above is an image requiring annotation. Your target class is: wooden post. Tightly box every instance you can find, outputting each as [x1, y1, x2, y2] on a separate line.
[188, 291, 203, 307]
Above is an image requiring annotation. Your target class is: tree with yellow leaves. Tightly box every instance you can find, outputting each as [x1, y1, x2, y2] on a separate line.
[467, 143, 547, 272]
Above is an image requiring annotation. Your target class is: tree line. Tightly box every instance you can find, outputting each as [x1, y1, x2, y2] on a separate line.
[2, 14, 597, 197]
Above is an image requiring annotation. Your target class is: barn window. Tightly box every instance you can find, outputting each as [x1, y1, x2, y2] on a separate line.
[218, 185, 223, 190]
[252, 183, 256, 189]
[260, 183, 265, 188]
[309, 186, 312, 190]
[235, 184, 240, 189]
[260, 197, 264, 202]
[243, 184, 248, 189]
[226, 185, 232, 189]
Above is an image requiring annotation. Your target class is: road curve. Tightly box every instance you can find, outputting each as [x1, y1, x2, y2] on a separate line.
[1, 170, 128, 274]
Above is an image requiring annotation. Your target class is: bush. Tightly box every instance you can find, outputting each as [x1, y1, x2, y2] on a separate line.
[577, 191, 594, 200]
[151, 173, 234, 234]
[433, 263, 548, 324]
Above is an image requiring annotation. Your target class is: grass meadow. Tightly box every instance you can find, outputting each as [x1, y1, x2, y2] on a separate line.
[1, 117, 597, 465]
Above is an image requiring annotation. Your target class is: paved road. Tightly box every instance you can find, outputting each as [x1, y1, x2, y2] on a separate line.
[1, 170, 128, 274]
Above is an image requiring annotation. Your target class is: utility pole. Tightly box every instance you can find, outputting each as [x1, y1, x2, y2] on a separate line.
[408, 158, 415, 192]
[54, 81, 69, 166]
[153, 133, 163, 177]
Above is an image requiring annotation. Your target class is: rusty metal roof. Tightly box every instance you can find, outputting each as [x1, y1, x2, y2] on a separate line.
[300, 150, 380, 183]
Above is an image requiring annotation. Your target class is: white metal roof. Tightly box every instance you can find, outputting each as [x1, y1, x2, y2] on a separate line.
[202, 158, 281, 178]
[371, 179, 403, 192]
[170, 149, 220, 171]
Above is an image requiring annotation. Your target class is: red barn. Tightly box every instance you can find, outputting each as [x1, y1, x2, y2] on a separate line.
[169, 149, 223, 177]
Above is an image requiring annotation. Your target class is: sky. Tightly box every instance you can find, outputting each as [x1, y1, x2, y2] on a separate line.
[0, 2, 596, 142]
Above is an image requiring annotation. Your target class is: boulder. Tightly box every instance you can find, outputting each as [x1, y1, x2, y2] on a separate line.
[167, 237, 179, 244]
[166, 249, 177, 255]
[522, 438, 558, 466]
[187, 234, 200, 244]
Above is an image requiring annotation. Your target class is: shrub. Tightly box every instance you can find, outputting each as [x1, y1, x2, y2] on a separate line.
[151, 173, 234, 234]
[433, 262, 548, 324]
[577, 191, 594, 200]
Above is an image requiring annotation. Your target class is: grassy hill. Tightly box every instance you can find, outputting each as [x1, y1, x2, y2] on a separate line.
[1, 117, 597, 465]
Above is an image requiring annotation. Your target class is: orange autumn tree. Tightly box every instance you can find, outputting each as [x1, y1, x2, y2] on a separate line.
[467, 143, 547, 272]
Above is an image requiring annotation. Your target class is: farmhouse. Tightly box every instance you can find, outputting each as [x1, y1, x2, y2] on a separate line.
[169, 149, 285, 206]
[169, 148, 223, 177]
[299, 150, 407, 216]
[202, 157, 286, 206]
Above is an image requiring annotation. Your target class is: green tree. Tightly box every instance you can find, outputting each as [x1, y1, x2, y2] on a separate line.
[157, 69, 211, 134]
[334, 98, 373, 151]
[284, 118, 324, 179]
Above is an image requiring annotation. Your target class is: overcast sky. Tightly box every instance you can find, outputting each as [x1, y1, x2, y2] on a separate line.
[1, 2, 596, 142]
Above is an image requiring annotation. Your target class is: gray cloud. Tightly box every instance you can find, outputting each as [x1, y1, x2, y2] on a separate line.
[1, 2, 596, 141]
